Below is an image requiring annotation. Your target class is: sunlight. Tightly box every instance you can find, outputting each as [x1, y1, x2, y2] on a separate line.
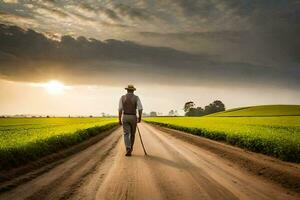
[44, 80, 65, 94]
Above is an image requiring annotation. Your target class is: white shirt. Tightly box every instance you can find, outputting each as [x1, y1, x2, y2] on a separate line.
[118, 94, 143, 111]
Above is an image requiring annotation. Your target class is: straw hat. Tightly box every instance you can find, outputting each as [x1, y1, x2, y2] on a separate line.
[125, 84, 136, 91]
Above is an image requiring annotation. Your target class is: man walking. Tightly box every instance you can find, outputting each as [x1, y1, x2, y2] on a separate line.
[118, 85, 143, 156]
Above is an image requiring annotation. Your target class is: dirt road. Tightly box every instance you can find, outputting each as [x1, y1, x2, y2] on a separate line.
[0, 123, 299, 200]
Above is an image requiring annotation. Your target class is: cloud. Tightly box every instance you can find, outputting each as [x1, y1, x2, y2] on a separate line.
[0, 11, 37, 27]
[35, 6, 69, 19]
[2, 0, 18, 4]
[138, 17, 300, 68]
[78, 3, 122, 23]
[112, 3, 152, 21]
[140, 30, 246, 44]
[171, 0, 216, 17]
[0, 23, 299, 89]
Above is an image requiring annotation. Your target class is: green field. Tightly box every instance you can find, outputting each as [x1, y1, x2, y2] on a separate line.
[0, 118, 118, 170]
[208, 105, 300, 117]
[144, 105, 300, 162]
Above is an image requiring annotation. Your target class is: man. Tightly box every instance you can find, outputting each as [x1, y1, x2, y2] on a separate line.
[118, 85, 143, 156]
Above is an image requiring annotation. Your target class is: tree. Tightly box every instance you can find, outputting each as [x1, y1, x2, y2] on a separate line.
[150, 111, 157, 117]
[185, 107, 204, 116]
[142, 112, 149, 117]
[204, 100, 225, 115]
[213, 100, 225, 111]
[195, 107, 204, 116]
[168, 110, 175, 116]
[184, 100, 225, 116]
[174, 110, 178, 116]
[184, 101, 195, 112]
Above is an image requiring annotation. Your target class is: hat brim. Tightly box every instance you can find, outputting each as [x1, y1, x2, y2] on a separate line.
[125, 87, 136, 91]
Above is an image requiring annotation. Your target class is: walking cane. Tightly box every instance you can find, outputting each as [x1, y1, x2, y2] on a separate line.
[137, 125, 147, 156]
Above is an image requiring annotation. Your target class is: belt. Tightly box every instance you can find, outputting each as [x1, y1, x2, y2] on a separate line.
[123, 113, 136, 115]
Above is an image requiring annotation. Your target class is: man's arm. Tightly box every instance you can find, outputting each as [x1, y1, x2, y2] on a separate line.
[137, 96, 143, 123]
[138, 109, 143, 123]
[118, 110, 122, 125]
[118, 96, 123, 125]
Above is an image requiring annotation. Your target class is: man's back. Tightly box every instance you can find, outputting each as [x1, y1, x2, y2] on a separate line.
[121, 93, 138, 115]
[119, 93, 142, 116]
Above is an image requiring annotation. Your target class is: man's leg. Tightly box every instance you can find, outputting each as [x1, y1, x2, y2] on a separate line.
[122, 118, 132, 155]
[130, 116, 137, 150]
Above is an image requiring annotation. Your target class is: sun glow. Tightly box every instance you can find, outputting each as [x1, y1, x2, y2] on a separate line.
[45, 80, 65, 94]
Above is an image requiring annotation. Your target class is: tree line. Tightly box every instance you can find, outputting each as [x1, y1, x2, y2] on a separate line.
[184, 100, 225, 116]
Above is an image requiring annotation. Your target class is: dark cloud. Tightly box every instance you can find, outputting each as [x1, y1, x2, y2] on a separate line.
[169, 0, 272, 18]
[112, 3, 151, 21]
[140, 30, 246, 43]
[171, 0, 217, 17]
[0, 23, 299, 89]
[139, 11, 300, 68]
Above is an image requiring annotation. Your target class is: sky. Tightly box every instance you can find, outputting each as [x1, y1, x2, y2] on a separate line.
[0, 0, 299, 115]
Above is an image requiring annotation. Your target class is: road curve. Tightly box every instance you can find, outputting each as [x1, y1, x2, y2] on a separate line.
[0, 123, 298, 200]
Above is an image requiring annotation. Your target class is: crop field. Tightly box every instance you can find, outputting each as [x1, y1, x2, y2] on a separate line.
[144, 106, 300, 162]
[0, 118, 118, 170]
[209, 105, 300, 117]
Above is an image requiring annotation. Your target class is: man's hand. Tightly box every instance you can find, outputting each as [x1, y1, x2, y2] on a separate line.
[118, 109, 122, 126]
[138, 109, 142, 123]
[137, 117, 142, 123]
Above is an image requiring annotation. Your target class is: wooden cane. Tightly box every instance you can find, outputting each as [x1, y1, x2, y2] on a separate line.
[137, 125, 147, 155]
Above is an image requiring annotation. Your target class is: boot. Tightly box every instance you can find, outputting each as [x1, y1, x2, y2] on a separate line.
[125, 147, 131, 156]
